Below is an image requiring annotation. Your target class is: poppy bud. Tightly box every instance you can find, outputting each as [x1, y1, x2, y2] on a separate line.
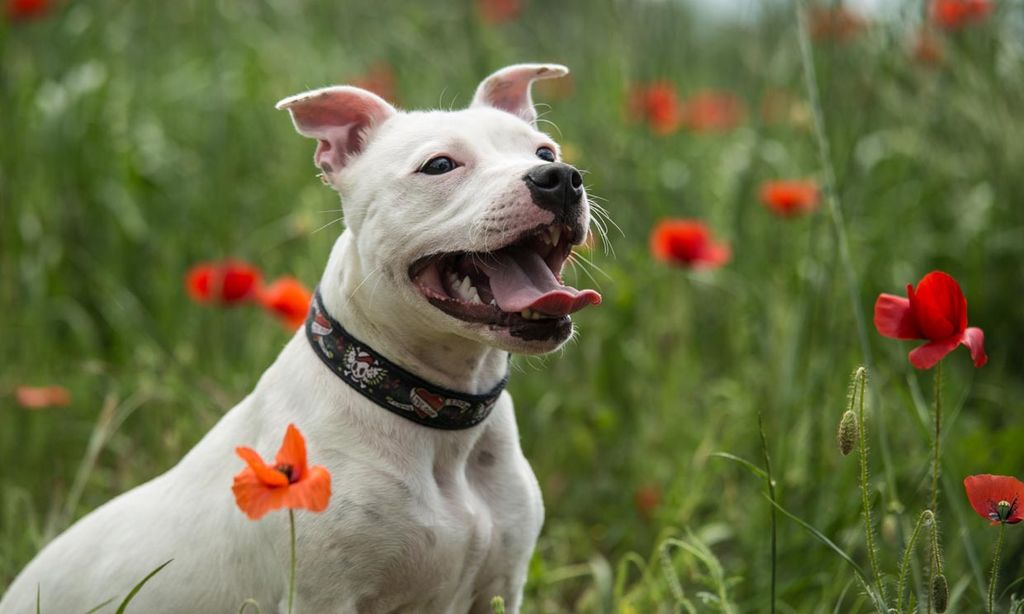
[881, 514, 898, 545]
[837, 409, 858, 456]
[931, 573, 948, 612]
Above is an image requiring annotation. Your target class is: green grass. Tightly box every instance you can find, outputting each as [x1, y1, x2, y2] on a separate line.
[2, 0, 1024, 611]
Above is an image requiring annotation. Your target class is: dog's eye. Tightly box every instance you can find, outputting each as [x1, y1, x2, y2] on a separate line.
[536, 146, 556, 162]
[420, 156, 457, 175]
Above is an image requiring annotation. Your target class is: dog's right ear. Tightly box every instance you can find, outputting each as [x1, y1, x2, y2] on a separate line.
[276, 86, 397, 174]
[471, 64, 569, 126]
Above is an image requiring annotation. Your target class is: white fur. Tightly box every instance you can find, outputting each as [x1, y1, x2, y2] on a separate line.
[1, 64, 584, 613]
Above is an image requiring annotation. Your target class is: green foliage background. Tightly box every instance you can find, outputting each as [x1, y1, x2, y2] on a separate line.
[2, 0, 1023, 611]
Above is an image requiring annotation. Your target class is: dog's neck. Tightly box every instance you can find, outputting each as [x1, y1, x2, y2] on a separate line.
[318, 232, 509, 395]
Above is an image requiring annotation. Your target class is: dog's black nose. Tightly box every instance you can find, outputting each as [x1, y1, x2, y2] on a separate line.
[524, 163, 584, 217]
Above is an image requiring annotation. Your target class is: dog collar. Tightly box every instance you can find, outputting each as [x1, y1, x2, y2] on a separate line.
[305, 289, 507, 430]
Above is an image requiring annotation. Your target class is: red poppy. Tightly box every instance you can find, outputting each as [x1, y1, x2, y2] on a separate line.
[873, 271, 987, 370]
[932, 0, 992, 30]
[6, 0, 49, 20]
[759, 180, 820, 217]
[634, 485, 662, 519]
[964, 475, 1024, 525]
[912, 31, 945, 65]
[233, 424, 332, 521]
[15, 385, 70, 409]
[678, 90, 744, 133]
[351, 62, 397, 103]
[651, 220, 731, 269]
[808, 6, 867, 42]
[259, 277, 313, 330]
[476, 0, 520, 24]
[628, 82, 680, 136]
[186, 261, 262, 305]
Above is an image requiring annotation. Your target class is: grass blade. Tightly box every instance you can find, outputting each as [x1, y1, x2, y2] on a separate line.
[709, 452, 768, 482]
[114, 559, 173, 614]
[82, 598, 116, 614]
[763, 495, 887, 611]
[237, 599, 263, 614]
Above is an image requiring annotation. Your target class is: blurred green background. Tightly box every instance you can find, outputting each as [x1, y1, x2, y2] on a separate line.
[2, 0, 1023, 611]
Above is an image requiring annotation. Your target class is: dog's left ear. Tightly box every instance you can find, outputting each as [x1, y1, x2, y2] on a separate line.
[276, 86, 397, 175]
[470, 63, 569, 126]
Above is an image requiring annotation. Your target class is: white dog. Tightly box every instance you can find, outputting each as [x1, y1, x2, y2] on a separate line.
[1, 64, 601, 613]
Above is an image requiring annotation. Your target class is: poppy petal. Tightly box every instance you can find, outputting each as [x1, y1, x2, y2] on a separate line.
[274, 424, 309, 482]
[8, 0, 51, 22]
[15, 385, 71, 409]
[759, 180, 820, 217]
[911, 271, 967, 341]
[219, 261, 263, 304]
[961, 327, 988, 368]
[283, 465, 332, 513]
[699, 242, 732, 268]
[873, 294, 921, 339]
[186, 265, 215, 303]
[908, 337, 960, 370]
[259, 277, 313, 330]
[232, 469, 290, 520]
[236, 446, 289, 487]
[650, 220, 729, 270]
[964, 474, 1024, 525]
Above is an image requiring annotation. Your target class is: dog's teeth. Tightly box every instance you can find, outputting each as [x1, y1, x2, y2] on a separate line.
[469, 289, 482, 304]
[549, 226, 561, 246]
[520, 309, 544, 320]
[489, 299, 497, 306]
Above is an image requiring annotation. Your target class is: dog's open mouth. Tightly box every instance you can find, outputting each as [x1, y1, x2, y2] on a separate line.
[409, 224, 602, 333]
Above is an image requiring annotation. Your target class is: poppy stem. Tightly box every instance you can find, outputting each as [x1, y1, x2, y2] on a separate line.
[927, 514, 944, 613]
[930, 362, 943, 514]
[757, 410, 777, 614]
[853, 368, 886, 603]
[988, 522, 1005, 614]
[288, 509, 296, 614]
[896, 510, 932, 612]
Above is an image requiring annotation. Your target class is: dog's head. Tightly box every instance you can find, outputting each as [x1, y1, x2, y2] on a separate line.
[278, 64, 601, 355]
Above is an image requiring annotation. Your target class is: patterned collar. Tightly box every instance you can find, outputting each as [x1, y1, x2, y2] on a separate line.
[305, 289, 507, 430]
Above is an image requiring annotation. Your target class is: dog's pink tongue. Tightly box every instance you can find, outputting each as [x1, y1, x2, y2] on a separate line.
[481, 248, 601, 316]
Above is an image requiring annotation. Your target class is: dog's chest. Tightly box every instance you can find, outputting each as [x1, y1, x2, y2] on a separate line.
[299, 403, 543, 612]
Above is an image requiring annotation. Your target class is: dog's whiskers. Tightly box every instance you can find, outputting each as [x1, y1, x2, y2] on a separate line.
[586, 194, 622, 258]
[346, 265, 384, 304]
[568, 251, 612, 284]
[312, 217, 345, 235]
[366, 270, 388, 307]
[535, 114, 563, 139]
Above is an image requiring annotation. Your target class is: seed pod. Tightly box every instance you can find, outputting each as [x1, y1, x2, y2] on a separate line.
[837, 409, 858, 456]
[931, 573, 949, 613]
